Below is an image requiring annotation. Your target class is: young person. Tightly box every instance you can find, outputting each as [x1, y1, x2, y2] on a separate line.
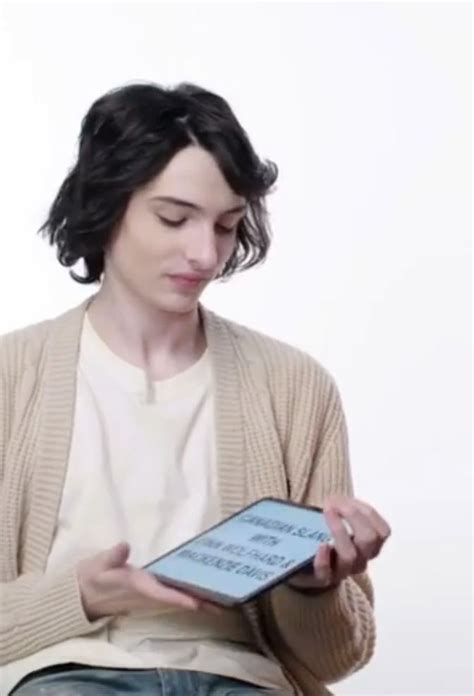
[0, 82, 390, 696]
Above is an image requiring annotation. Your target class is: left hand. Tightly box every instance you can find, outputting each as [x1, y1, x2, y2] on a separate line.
[287, 494, 391, 593]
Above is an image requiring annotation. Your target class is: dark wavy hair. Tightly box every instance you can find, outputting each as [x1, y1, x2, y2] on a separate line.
[39, 82, 278, 284]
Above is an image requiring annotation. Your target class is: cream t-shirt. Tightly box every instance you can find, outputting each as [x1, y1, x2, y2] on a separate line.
[4, 314, 291, 695]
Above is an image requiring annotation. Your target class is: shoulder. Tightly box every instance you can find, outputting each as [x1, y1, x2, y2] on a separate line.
[0, 317, 52, 376]
[0, 300, 86, 379]
[213, 313, 347, 463]
[215, 312, 339, 401]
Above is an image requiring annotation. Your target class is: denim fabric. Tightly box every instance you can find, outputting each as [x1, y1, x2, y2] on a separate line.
[11, 664, 292, 695]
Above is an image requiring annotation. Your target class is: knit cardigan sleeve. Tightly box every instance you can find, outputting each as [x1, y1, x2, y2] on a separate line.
[261, 366, 376, 686]
[0, 330, 110, 665]
[0, 569, 111, 665]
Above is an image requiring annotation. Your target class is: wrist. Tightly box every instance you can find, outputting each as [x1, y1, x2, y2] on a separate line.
[286, 579, 340, 596]
[76, 567, 102, 621]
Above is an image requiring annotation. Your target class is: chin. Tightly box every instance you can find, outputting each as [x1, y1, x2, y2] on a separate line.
[150, 292, 201, 315]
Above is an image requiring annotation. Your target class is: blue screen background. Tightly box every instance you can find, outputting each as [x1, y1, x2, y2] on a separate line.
[146, 499, 332, 600]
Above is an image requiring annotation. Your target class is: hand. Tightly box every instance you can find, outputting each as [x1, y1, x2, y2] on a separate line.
[76, 541, 221, 620]
[287, 495, 391, 593]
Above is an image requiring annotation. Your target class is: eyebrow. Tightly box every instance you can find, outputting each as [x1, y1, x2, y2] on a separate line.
[150, 195, 247, 215]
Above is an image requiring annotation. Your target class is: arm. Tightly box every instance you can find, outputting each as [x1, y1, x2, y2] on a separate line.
[0, 330, 214, 665]
[0, 568, 111, 665]
[0, 542, 208, 665]
[0, 332, 111, 665]
[261, 377, 376, 684]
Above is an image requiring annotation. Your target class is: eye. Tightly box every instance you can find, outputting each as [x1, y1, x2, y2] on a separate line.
[158, 215, 237, 235]
[216, 223, 237, 236]
[158, 216, 186, 228]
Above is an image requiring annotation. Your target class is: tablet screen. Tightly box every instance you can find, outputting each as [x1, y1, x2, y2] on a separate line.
[144, 498, 332, 604]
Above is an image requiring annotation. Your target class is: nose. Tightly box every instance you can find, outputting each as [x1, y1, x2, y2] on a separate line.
[185, 224, 219, 273]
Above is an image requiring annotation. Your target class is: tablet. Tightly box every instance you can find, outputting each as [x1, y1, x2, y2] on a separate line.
[143, 497, 333, 606]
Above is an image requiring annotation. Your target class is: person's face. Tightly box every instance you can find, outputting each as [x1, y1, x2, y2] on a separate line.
[104, 145, 247, 313]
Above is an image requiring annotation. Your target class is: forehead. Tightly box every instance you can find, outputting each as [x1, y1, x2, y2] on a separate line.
[144, 146, 245, 213]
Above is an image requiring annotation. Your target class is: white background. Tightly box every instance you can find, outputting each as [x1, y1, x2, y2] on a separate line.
[0, 2, 471, 694]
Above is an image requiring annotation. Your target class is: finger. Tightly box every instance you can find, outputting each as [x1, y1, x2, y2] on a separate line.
[289, 544, 333, 589]
[338, 506, 382, 560]
[133, 571, 200, 610]
[312, 542, 333, 587]
[154, 583, 201, 611]
[101, 542, 131, 569]
[325, 495, 391, 547]
[325, 507, 358, 576]
[357, 501, 392, 540]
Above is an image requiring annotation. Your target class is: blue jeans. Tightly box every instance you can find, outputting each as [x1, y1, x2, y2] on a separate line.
[11, 664, 292, 695]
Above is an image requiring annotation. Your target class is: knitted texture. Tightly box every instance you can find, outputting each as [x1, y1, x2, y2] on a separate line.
[0, 299, 375, 695]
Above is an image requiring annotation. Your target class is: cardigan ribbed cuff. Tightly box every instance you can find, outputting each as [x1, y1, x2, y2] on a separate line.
[0, 568, 109, 664]
[268, 576, 375, 684]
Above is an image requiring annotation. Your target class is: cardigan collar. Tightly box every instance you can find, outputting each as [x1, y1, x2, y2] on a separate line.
[26, 296, 287, 567]
[25, 299, 241, 560]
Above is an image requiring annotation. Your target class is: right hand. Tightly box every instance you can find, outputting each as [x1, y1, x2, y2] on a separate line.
[76, 541, 220, 620]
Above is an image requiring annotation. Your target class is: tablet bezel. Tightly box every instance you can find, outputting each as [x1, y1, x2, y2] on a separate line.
[142, 497, 328, 606]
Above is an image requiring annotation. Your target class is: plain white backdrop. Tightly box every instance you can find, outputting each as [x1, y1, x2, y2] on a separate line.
[0, 2, 471, 695]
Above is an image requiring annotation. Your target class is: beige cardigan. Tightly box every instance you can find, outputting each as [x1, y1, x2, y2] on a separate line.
[0, 299, 375, 695]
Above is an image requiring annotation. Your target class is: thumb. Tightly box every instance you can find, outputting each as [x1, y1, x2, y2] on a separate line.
[100, 541, 131, 569]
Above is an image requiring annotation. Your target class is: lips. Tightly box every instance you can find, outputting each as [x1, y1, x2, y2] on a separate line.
[170, 274, 209, 282]
[167, 274, 211, 291]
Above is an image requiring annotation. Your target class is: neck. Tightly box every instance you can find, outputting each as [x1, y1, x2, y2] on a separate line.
[87, 280, 205, 379]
